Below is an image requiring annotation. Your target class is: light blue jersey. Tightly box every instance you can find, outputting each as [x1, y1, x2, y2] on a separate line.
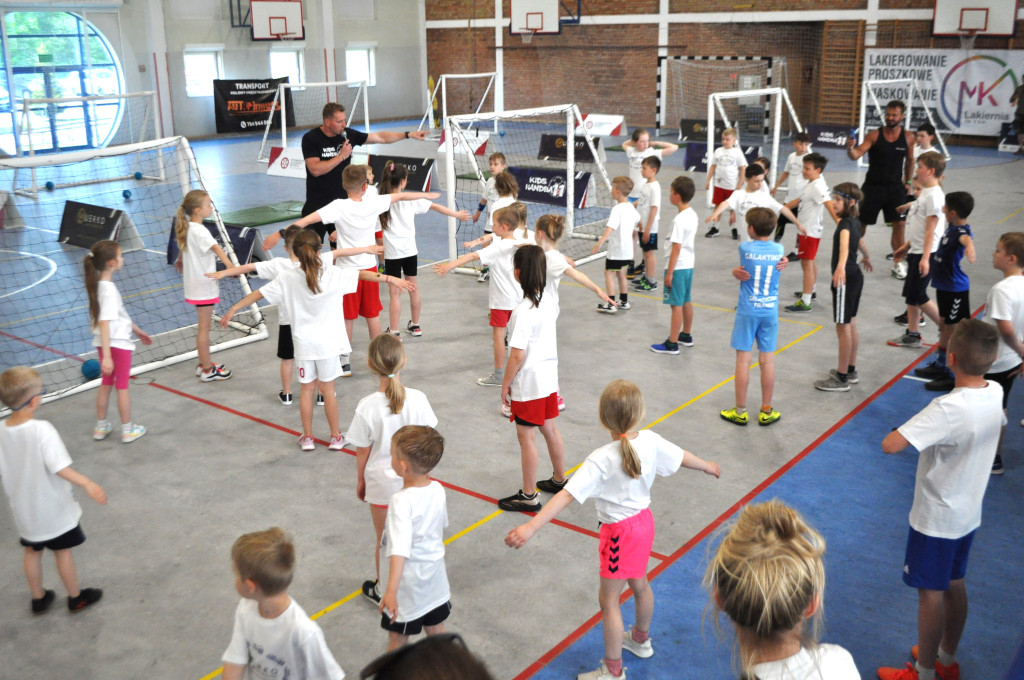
[737, 240, 785, 317]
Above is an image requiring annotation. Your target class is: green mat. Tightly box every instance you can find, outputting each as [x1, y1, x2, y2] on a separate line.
[219, 201, 304, 228]
[606, 145, 624, 152]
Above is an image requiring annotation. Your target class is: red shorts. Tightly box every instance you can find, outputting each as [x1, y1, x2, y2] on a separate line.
[796, 235, 820, 260]
[375, 230, 383, 242]
[343, 268, 383, 320]
[599, 508, 654, 579]
[712, 186, 735, 206]
[489, 309, 512, 328]
[97, 346, 132, 390]
[510, 392, 559, 426]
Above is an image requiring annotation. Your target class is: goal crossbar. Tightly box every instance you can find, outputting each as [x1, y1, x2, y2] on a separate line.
[256, 80, 369, 162]
[858, 79, 951, 165]
[418, 72, 497, 134]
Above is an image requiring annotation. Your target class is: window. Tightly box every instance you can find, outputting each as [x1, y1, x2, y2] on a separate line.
[270, 46, 304, 85]
[345, 44, 375, 87]
[183, 46, 224, 98]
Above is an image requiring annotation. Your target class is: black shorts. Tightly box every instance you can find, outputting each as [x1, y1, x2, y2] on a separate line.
[21, 525, 86, 552]
[935, 289, 970, 325]
[901, 254, 932, 306]
[277, 324, 294, 361]
[639, 233, 659, 252]
[860, 182, 908, 226]
[381, 600, 451, 635]
[1014, 114, 1024, 135]
[831, 270, 863, 324]
[384, 255, 418, 279]
[984, 364, 1020, 409]
[605, 258, 631, 271]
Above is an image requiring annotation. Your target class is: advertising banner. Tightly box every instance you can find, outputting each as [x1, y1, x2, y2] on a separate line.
[507, 167, 592, 209]
[538, 134, 602, 163]
[214, 78, 293, 133]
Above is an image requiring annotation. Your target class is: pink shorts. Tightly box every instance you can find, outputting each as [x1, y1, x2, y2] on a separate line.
[97, 347, 132, 390]
[343, 268, 383, 320]
[599, 508, 654, 580]
[186, 297, 219, 306]
[797, 234, 820, 260]
[489, 309, 512, 328]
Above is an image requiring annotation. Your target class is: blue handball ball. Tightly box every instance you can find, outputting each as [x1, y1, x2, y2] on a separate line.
[499, 131, 505, 137]
[82, 359, 101, 380]
[134, 171, 143, 180]
[44, 181, 55, 191]
[122, 189, 132, 200]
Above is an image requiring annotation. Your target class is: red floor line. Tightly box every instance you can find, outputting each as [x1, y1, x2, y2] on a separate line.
[0, 329, 85, 362]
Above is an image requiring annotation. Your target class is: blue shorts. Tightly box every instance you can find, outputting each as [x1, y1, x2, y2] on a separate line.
[731, 314, 778, 353]
[663, 268, 693, 306]
[903, 527, 975, 590]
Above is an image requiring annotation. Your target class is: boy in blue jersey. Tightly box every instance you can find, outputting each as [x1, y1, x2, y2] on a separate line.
[914, 192, 977, 391]
[721, 208, 786, 426]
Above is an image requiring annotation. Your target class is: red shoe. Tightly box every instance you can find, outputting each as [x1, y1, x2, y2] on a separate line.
[911, 646, 960, 680]
[878, 663, 919, 680]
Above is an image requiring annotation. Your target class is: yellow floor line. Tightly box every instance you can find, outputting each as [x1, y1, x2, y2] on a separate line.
[997, 206, 1024, 224]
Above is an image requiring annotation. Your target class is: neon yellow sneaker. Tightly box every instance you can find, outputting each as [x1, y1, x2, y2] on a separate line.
[720, 407, 748, 426]
[758, 408, 781, 426]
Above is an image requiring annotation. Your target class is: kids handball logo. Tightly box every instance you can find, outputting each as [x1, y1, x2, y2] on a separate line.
[940, 55, 1019, 128]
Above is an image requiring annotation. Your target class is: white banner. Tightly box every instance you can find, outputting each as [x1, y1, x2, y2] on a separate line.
[863, 49, 1024, 136]
[574, 114, 625, 137]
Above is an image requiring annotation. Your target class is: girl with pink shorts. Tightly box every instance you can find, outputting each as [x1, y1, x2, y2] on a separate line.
[505, 380, 721, 680]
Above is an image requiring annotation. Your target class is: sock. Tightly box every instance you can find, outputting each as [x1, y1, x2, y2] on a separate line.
[847, 364, 856, 373]
[619, 293, 628, 303]
[937, 649, 956, 666]
[523, 489, 537, 499]
[96, 419, 109, 428]
[915, 662, 936, 680]
[604, 658, 623, 677]
[935, 349, 947, 368]
[760, 405, 772, 413]
[735, 407, 747, 415]
[494, 367, 504, 379]
[836, 372, 848, 382]
[909, 331, 921, 338]
[801, 293, 812, 306]
[631, 628, 649, 643]
[121, 422, 133, 432]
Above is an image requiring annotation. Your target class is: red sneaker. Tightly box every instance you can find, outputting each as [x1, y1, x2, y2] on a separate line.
[911, 646, 960, 680]
[878, 663, 919, 680]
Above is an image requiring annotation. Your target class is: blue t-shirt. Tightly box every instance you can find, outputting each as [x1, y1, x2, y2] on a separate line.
[737, 240, 784, 317]
[930, 223, 972, 293]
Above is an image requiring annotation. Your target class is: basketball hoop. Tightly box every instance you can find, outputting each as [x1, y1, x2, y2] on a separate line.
[958, 29, 978, 51]
[520, 29, 535, 44]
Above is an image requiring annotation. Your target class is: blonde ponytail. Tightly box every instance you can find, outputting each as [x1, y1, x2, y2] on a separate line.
[598, 380, 645, 479]
[368, 333, 407, 414]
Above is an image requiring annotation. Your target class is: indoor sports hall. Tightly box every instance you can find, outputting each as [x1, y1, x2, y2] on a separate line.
[1, 2, 1023, 679]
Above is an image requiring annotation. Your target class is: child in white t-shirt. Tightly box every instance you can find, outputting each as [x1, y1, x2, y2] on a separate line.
[507, 380, 720, 680]
[174, 189, 235, 382]
[464, 170, 518, 282]
[347, 334, 438, 607]
[784, 153, 837, 313]
[378, 162, 470, 338]
[704, 128, 747, 237]
[706, 499, 859, 680]
[651, 177, 699, 354]
[706, 164, 801, 244]
[592, 177, 640, 313]
[84, 240, 152, 443]
[622, 127, 677, 201]
[771, 132, 811, 251]
[0, 366, 107, 614]
[222, 528, 344, 680]
[379, 426, 451, 650]
[631, 156, 663, 292]
[471, 152, 507, 225]
[435, 206, 523, 388]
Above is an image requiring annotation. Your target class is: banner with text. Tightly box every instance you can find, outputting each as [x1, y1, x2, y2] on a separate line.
[507, 167, 592, 209]
[538, 134, 602, 163]
[214, 78, 294, 134]
[862, 49, 1023, 136]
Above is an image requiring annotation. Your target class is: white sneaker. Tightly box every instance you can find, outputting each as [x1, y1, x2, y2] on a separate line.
[93, 421, 113, 441]
[577, 660, 625, 680]
[622, 629, 654, 658]
[121, 424, 147, 444]
[298, 435, 315, 452]
[476, 373, 502, 387]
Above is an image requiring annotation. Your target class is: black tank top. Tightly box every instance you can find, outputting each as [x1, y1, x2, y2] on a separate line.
[865, 126, 909, 186]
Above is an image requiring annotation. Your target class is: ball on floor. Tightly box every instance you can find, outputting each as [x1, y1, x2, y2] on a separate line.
[122, 189, 132, 200]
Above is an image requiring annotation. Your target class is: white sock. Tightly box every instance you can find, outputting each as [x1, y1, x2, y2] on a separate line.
[96, 419, 109, 428]
[915, 662, 936, 680]
[121, 422, 133, 432]
[937, 649, 956, 666]
[801, 293, 812, 305]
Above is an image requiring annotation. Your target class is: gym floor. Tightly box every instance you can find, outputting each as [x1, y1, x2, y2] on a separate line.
[1, 124, 1022, 680]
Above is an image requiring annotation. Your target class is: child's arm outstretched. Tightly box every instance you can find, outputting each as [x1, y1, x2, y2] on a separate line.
[429, 203, 471, 222]
[778, 205, 802, 233]
[961, 233, 976, 264]
[390, 191, 441, 204]
[705, 201, 730, 224]
[681, 450, 721, 478]
[505, 489, 574, 548]
[210, 243, 235, 270]
[206, 263, 258, 280]
[262, 211, 329, 251]
[219, 290, 265, 328]
[462, 233, 493, 250]
[221, 664, 244, 680]
[57, 467, 107, 505]
[433, 251, 481, 277]
[328, 244, 384, 260]
[357, 269, 415, 292]
[379, 555, 405, 623]
[591, 226, 614, 255]
[564, 267, 615, 306]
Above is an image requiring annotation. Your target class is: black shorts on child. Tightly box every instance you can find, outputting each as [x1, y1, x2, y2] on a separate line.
[277, 324, 294, 361]
[936, 290, 970, 325]
[605, 258, 631, 271]
[21, 524, 86, 552]
[901, 253, 932, 306]
[384, 255, 418, 279]
[639, 233, 658, 252]
[380, 600, 452, 636]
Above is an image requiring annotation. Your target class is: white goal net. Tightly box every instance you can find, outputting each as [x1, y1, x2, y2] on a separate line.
[256, 80, 369, 162]
[418, 72, 497, 139]
[17, 91, 159, 157]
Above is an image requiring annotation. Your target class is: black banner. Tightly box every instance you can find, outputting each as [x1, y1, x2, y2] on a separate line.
[214, 77, 294, 134]
[537, 134, 600, 163]
[678, 118, 724, 142]
[58, 201, 125, 249]
[507, 167, 591, 209]
[808, 124, 854, 149]
[368, 155, 436, 192]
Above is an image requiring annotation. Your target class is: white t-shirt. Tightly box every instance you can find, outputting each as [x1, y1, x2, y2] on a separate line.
[92, 280, 135, 351]
[542, 249, 571, 318]
[486, 195, 516, 231]
[481, 176, 499, 224]
[797, 177, 830, 239]
[906, 184, 944, 255]
[726, 189, 785, 243]
[252, 258, 298, 324]
[565, 430, 684, 524]
[507, 299, 559, 402]
[636, 180, 662, 234]
[316, 195, 391, 270]
[667, 208, 698, 270]
[749, 644, 860, 680]
[380, 481, 450, 622]
[345, 389, 438, 506]
[711, 146, 747, 189]
[984, 275, 1024, 373]
[783, 150, 810, 197]
[221, 598, 344, 680]
[626, 147, 662, 198]
[182, 221, 219, 301]
[914, 145, 942, 160]
[0, 420, 82, 542]
[383, 199, 431, 261]
[477, 237, 522, 310]
[898, 382, 1004, 539]
[259, 266, 357, 359]
[606, 202, 640, 261]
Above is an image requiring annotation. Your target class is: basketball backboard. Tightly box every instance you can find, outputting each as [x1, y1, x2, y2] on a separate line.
[932, 0, 1017, 37]
[251, 0, 305, 41]
[510, 0, 560, 35]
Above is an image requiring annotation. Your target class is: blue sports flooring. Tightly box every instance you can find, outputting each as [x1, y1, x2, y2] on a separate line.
[531, 364, 1024, 680]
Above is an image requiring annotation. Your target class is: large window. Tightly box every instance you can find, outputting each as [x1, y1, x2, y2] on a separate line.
[0, 11, 125, 155]
[345, 44, 376, 87]
[183, 45, 224, 98]
[270, 46, 304, 85]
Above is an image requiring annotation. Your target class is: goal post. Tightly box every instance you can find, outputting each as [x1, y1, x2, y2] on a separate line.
[857, 79, 952, 166]
[256, 80, 369, 162]
[418, 72, 497, 137]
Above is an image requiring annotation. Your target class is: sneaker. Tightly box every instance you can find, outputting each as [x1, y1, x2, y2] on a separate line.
[625, 263, 639, 280]
[792, 291, 817, 299]
[925, 376, 955, 392]
[885, 252, 895, 261]
[121, 424, 146, 444]
[498, 489, 541, 512]
[384, 327, 402, 339]
[316, 392, 325, 406]
[630, 275, 648, 289]
[67, 588, 102, 613]
[618, 301, 631, 311]
[31, 589, 55, 615]
[650, 341, 680, 355]
[557, 394, 566, 411]
[878, 663, 920, 680]
[361, 579, 381, 605]
[888, 333, 922, 348]
[911, 645, 960, 680]
[785, 300, 813, 313]
[407, 321, 422, 337]
[477, 373, 502, 387]
[596, 302, 618, 314]
[895, 311, 926, 327]
[814, 375, 850, 392]
[93, 421, 113, 441]
[278, 391, 293, 406]
[196, 362, 225, 377]
[705, 226, 720, 238]
[200, 365, 232, 382]
[731, 227, 739, 240]
[501, 402, 512, 418]
[758, 408, 782, 426]
[622, 629, 654, 658]
[893, 261, 909, 279]
[914, 361, 949, 379]
[477, 268, 490, 282]
[831, 368, 859, 384]
[720, 407, 748, 426]
[678, 332, 694, 347]
[992, 454, 1004, 475]
[635, 279, 658, 292]
[340, 363, 352, 378]
[577, 660, 625, 680]
[329, 434, 345, 451]
[536, 477, 568, 494]
[298, 435, 315, 452]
